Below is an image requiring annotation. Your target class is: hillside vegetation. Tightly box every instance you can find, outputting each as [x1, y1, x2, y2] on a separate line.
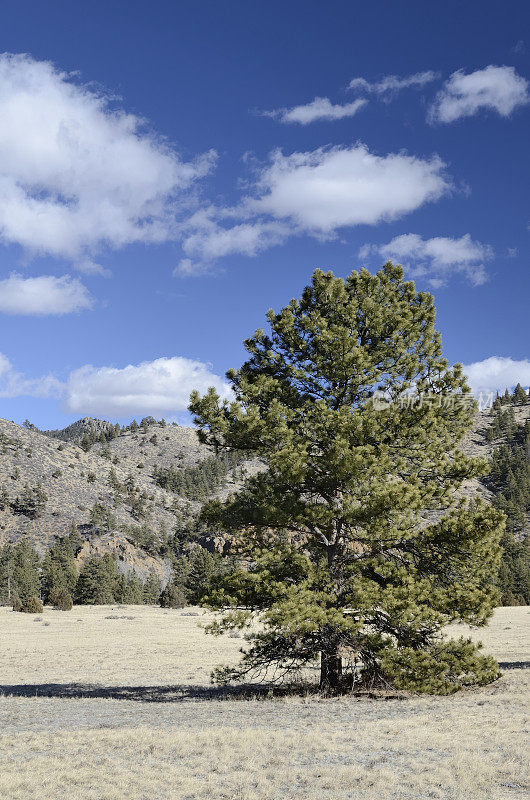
[1, 387, 529, 608]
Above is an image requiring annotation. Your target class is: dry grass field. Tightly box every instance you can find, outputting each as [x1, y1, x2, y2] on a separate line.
[0, 604, 528, 800]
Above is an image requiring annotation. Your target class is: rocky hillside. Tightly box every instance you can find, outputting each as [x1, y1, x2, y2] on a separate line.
[1, 401, 528, 582]
[0, 417, 257, 581]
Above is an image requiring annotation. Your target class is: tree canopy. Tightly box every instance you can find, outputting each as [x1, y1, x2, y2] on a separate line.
[190, 263, 505, 694]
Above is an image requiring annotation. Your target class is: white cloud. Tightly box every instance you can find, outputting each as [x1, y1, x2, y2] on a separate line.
[0, 353, 61, 398]
[360, 233, 493, 286]
[63, 356, 231, 416]
[428, 65, 529, 123]
[0, 272, 93, 315]
[181, 211, 290, 263]
[463, 357, 530, 395]
[175, 144, 452, 274]
[349, 71, 439, 99]
[0, 53, 215, 264]
[265, 96, 368, 124]
[250, 145, 450, 235]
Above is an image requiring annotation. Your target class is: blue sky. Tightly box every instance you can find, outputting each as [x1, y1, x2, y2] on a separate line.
[0, 0, 528, 428]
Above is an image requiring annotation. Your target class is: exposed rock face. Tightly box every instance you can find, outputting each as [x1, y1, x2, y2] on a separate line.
[76, 533, 172, 583]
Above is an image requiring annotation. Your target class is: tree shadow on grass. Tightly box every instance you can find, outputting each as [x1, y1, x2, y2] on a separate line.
[0, 681, 412, 702]
[2, 664, 526, 702]
[0, 683, 273, 702]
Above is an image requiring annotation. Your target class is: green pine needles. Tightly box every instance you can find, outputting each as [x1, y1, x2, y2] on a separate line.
[189, 263, 505, 695]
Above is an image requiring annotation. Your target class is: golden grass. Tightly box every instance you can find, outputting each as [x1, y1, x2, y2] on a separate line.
[0, 605, 528, 799]
[0, 604, 242, 687]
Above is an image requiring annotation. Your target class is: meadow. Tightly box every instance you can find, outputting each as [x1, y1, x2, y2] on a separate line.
[0, 604, 528, 800]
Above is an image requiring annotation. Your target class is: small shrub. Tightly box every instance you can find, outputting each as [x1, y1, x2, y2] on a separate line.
[21, 596, 44, 614]
[159, 583, 186, 609]
[12, 594, 22, 612]
[48, 587, 73, 611]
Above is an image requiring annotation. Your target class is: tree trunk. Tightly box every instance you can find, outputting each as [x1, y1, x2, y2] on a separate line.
[320, 648, 342, 692]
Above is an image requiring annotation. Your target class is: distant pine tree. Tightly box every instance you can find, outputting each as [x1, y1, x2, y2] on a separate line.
[512, 383, 528, 405]
[11, 483, 47, 519]
[75, 554, 118, 604]
[143, 572, 162, 604]
[0, 541, 41, 603]
[41, 536, 78, 602]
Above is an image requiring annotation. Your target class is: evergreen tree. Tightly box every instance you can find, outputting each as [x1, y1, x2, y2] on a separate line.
[190, 264, 504, 694]
[143, 571, 162, 604]
[41, 536, 78, 602]
[11, 483, 47, 519]
[67, 522, 84, 556]
[186, 546, 218, 604]
[115, 572, 143, 604]
[48, 586, 73, 610]
[0, 541, 41, 602]
[21, 596, 43, 613]
[512, 383, 528, 405]
[159, 582, 187, 608]
[89, 503, 117, 532]
[108, 468, 121, 491]
[75, 554, 118, 604]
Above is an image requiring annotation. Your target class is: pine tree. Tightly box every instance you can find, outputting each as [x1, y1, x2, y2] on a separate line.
[143, 571, 162, 604]
[48, 586, 73, 610]
[0, 544, 16, 604]
[115, 571, 143, 604]
[186, 546, 218, 604]
[11, 483, 47, 519]
[75, 554, 118, 604]
[190, 263, 504, 694]
[89, 503, 117, 532]
[67, 522, 84, 556]
[159, 582, 187, 608]
[3, 541, 41, 602]
[512, 382, 528, 405]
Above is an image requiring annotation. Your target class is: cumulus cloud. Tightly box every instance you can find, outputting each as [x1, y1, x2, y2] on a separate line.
[0, 272, 93, 315]
[462, 357, 530, 395]
[348, 71, 439, 99]
[176, 144, 452, 274]
[360, 233, 493, 287]
[250, 145, 450, 235]
[264, 96, 367, 124]
[0, 353, 61, 398]
[0, 53, 215, 264]
[63, 356, 231, 417]
[428, 65, 529, 123]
